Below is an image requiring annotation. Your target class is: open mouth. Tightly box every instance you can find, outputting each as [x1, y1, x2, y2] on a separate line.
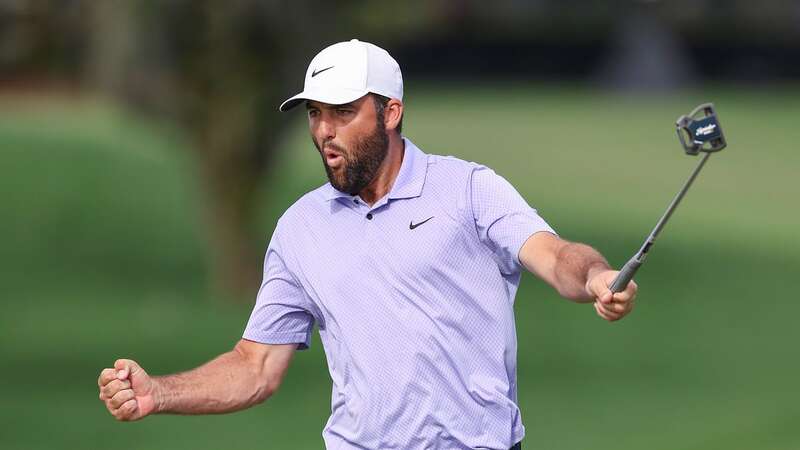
[323, 148, 344, 168]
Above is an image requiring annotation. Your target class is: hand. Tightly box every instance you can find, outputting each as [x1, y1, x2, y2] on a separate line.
[586, 270, 638, 322]
[98, 359, 157, 421]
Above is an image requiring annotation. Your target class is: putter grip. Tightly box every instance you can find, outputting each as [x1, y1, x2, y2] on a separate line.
[610, 258, 641, 293]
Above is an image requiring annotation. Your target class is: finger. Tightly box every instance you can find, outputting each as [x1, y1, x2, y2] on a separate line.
[113, 399, 139, 421]
[599, 289, 613, 304]
[594, 302, 617, 321]
[607, 300, 628, 313]
[622, 280, 638, 298]
[98, 368, 118, 387]
[594, 302, 614, 321]
[595, 301, 621, 321]
[110, 388, 136, 409]
[101, 379, 131, 399]
[611, 290, 631, 302]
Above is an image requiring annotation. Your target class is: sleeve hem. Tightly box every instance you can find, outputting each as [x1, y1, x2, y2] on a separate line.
[242, 330, 311, 350]
[513, 227, 558, 267]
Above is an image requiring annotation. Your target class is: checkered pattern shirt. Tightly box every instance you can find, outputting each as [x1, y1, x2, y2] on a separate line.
[244, 138, 555, 449]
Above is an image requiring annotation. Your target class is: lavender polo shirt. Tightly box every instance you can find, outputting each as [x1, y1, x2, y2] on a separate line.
[244, 138, 555, 450]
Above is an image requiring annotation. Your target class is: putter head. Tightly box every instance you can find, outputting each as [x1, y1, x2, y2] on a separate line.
[675, 103, 726, 155]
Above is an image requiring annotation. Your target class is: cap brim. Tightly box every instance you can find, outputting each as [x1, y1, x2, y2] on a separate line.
[278, 87, 369, 112]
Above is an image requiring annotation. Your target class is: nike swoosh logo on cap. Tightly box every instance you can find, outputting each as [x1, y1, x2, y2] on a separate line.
[311, 66, 334, 77]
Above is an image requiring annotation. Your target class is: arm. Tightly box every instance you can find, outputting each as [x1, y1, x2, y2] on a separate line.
[519, 231, 638, 321]
[98, 339, 297, 421]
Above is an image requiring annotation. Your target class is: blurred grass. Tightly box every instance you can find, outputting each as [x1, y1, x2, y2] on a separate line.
[1, 85, 799, 450]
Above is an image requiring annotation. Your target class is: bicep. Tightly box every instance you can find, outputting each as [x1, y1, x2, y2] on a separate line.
[518, 230, 566, 287]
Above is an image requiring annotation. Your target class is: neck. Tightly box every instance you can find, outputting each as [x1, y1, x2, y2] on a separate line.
[358, 133, 405, 205]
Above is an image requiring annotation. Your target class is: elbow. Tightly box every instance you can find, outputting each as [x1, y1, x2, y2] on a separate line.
[233, 347, 281, 407]
[232, 339, 295, 407]
[252, 376, 281, 405]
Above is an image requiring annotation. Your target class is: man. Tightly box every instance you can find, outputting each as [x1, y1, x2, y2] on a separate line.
[98, 39, 637, 449]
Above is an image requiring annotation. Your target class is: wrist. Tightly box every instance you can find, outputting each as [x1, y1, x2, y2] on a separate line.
[149, 376, 167, 414]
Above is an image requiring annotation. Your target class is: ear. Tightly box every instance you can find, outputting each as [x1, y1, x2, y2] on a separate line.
[384, 99, 403, 132]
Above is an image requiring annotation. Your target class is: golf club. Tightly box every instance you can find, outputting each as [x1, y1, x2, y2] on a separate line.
[609, 103, 727, 293]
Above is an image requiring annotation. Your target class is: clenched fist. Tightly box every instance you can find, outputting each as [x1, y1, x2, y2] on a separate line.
[98, 359, 157, 421]
[586, 270, 638, 322]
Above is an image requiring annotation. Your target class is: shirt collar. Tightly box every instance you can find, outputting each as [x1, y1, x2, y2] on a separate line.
[323, 137, 429, 202]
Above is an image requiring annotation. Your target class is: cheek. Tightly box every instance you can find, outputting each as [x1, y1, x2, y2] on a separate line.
[337, 119, 373, 146]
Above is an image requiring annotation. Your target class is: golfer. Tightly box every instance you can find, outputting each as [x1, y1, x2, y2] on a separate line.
[98, 39, 637, 450]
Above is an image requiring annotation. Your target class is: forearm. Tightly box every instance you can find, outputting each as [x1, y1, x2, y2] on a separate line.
[152, 348, 272, 415]
[551, 242, 611, 302]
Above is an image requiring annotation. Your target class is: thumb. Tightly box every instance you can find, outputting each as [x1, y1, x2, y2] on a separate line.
[114, 359, 142, 381]
[598, 286, 613, 304]
[587, 273, 613, 304]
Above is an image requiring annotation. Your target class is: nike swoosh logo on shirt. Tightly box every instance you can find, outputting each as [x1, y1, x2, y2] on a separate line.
[409, 216, 434, 230]
[311, 66, 334, 77]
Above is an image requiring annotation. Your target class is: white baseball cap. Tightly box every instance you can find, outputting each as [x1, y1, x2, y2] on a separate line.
[279, 39, 403, 112]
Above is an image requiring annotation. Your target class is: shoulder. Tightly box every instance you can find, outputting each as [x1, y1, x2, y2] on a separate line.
[427, 153, 486, 173]
[420, 148, 526, 209]
[426, 151, 513, 189]
[403, 138, 489, 183]
[424, 152, 490, 189]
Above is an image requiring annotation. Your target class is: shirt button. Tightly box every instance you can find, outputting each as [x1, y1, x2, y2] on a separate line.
[366, 213, 373, 220]
[353, 199, 359, 204]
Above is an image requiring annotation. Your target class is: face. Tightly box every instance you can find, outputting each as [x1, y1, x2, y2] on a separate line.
[307, 95, 389, 195]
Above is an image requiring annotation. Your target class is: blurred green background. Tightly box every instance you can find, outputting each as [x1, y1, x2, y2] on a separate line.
[3, 85, 799, 450]
[2, 1, 800, 449]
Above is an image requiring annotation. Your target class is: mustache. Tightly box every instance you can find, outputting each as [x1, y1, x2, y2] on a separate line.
[315, 138, 346, 154]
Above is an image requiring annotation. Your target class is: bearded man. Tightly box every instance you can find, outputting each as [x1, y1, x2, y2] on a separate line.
[98, 39, 638, 450]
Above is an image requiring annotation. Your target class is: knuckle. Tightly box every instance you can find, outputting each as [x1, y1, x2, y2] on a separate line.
[110, 392, 127, 408]
[98, 369, 112, 386]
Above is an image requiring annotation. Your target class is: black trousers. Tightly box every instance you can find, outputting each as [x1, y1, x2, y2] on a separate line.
[510, 442, 521, 450]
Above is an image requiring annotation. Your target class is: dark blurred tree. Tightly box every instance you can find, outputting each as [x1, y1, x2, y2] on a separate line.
[84, 0, 353, 299]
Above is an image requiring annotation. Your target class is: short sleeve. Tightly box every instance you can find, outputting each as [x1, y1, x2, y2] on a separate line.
[243, 230, 315, 350]
[470, 166, 556, 274]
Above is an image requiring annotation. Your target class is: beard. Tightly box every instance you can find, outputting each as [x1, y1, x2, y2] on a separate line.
[315, 121, 389, 195]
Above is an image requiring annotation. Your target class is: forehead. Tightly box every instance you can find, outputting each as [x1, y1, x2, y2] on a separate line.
[306, 95, 371, 110]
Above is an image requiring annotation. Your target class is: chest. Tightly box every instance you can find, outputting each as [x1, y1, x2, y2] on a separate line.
[291, 196, 481, 311]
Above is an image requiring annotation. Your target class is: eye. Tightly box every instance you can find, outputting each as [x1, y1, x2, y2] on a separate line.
[307, 109, 319, 118]
[336, 108, 353, 116]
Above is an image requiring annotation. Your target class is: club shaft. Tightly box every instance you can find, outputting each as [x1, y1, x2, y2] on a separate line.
[609, 152, 712, 292]
[647, 151, 711, 247]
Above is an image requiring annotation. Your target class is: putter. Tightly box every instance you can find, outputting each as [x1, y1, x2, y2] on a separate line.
[609, 103, 727, 293]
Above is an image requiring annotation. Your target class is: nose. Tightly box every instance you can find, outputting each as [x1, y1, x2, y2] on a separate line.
[317, 116, 336, 143]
